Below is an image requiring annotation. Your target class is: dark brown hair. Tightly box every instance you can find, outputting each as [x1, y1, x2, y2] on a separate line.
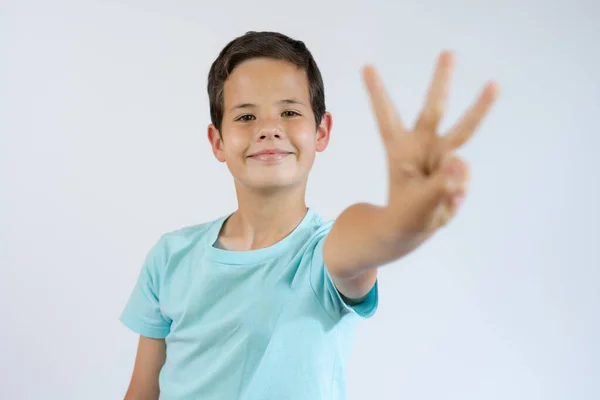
[207, 31, 326, 134]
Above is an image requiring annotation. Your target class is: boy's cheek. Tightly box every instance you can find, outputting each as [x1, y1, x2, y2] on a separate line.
[286, 121, 320, 143]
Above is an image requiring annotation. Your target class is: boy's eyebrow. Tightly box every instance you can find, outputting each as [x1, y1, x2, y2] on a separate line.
[229, 99, 307, 112]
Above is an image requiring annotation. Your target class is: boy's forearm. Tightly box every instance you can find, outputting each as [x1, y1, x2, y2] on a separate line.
[324, 202, 431, 278]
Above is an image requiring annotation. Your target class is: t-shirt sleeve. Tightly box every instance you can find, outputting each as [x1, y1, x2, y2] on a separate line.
[120, 237, 171, 339]
[308, 226, 379, 321]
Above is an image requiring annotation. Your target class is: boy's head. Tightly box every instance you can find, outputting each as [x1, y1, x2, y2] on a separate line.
[207, 31, 332, 193]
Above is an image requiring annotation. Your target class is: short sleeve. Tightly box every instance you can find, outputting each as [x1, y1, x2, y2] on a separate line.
[120, 237, 171, 339]
[308, 227, 379, 321]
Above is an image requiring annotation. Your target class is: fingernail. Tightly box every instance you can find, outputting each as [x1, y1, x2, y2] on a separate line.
[447, 161, 462, 177]
[452, 193, 465, 207]
[446, 177, 460, 192]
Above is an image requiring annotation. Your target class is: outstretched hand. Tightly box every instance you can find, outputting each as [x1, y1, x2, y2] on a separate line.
[363, 51, 499, 234]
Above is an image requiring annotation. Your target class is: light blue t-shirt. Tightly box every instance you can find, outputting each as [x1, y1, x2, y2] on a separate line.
[120, 208, 378, 400]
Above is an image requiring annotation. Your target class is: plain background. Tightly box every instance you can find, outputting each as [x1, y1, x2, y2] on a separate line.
[1, 0, 599, 399]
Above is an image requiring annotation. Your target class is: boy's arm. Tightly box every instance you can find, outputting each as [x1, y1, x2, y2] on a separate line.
[324, 203, 430, 300]
[324, 53, 499, 300]
[123, 336, 166, 400]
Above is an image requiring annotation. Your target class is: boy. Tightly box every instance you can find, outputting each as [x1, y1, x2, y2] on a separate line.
[120, 31, 498, 399]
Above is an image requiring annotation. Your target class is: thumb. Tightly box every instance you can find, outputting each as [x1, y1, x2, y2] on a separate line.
[416, 154, 470, 217]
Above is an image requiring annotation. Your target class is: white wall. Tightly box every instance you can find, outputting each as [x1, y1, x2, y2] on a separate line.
[1, 0, 598, 399]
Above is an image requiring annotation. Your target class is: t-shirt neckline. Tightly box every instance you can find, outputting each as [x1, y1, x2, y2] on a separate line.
[205, 208, 315, 265]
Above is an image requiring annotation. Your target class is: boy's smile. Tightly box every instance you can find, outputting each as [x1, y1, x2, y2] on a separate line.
[247, 146, 295, 162]
[247, 151, 293, 163]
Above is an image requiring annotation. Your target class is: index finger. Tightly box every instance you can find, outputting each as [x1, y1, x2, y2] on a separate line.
[362, 65, 405, 141]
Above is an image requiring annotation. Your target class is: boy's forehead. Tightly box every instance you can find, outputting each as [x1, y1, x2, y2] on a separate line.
[223, 58, 310, 109]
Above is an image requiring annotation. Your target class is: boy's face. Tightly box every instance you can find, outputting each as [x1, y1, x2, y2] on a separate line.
[208, 58, 332, 194]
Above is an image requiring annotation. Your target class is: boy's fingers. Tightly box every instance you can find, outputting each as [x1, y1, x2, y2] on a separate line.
[362, 65, 405, 142]
[444, 81, 499, 150]
[415, 51, 455, 134]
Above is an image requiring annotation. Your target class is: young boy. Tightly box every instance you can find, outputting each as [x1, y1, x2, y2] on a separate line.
[120, 31, 498, 399]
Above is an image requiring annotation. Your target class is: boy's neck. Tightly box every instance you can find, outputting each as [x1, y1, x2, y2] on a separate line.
[217, 184, 309, 251]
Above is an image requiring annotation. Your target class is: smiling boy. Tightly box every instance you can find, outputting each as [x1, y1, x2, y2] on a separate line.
[120, 31, 498, 400]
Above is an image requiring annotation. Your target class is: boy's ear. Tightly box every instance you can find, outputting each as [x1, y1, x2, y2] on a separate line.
[207, 124, 226, 163]
[316, 112, 333, 153]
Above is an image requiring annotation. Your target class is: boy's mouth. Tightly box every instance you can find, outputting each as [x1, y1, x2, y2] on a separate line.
[248, 148, 293, 157]
[247, 148, 294, 162]
[248, 152, 292, 162]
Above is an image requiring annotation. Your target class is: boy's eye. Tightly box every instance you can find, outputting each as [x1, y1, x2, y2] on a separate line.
[236, 114, 255, 122]
[282, 110, 301, 117]
[236, 111, 300, 122]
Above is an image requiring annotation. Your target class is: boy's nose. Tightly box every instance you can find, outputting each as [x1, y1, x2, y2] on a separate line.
[256, 124, 286, 141]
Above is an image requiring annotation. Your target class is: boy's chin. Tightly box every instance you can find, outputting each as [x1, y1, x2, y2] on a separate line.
[242, 175, 307, 193]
